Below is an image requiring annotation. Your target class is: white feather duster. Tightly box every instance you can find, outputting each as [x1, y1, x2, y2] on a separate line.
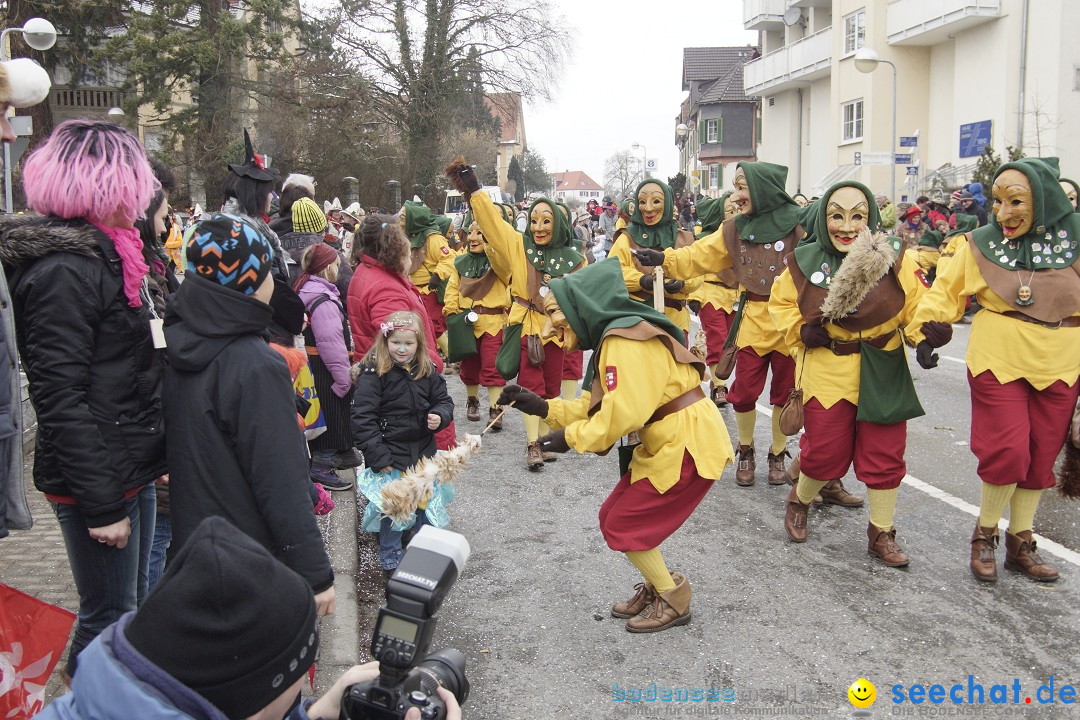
[380, 434, 482, 523]
[820, 228, 897, 321]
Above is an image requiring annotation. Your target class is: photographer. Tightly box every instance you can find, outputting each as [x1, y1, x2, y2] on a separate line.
[36, 516, 462, 720]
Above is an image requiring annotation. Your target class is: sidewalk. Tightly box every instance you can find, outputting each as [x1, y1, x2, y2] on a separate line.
[0, 457, 364, 705]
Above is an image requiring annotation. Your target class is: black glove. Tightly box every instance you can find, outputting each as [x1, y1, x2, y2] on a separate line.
[800, 324, 832, 349]
[632, 248, 665, 266]
[538, 428, 570, 454]
[496, 384, 549, 417]
[428, 275, 442, 291]
[444, 157, 482, 199]
[688, 300, 702, 315]
[921, 321, 953, 348]
[916, 340, 939, 369]
[637, 273, 654, 292]
[664, 279, 685, 294]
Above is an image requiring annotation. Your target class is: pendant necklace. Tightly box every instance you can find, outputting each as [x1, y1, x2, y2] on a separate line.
[1016, 267, 1036, 306]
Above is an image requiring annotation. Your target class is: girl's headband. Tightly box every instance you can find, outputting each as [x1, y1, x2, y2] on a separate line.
[380, 319, 418, 336]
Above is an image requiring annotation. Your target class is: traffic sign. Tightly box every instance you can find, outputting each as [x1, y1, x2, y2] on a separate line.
[893, 153, 913, 165]
[906, 166, 919, 176]
[854, 151, 893, 166]
[900, 136, 919, 147]
[959, 120, 992, 158]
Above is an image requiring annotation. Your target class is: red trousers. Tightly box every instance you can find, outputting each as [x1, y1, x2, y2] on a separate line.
[727, 348, 795, 413]
[517, 339, 565, 399]
[459, 331, 505, 387]
[599, 451, 714, 552]
[799, 398, 906, 489]
[968, 370, 1079, 490]
[562, 349, 584, 381]
[698, 304, 732, 367]
[421, 291, 447, 335]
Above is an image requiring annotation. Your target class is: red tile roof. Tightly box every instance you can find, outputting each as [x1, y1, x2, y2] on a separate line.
[552, 171, 603, 192]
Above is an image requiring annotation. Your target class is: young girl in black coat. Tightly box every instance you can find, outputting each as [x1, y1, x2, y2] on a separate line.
[352, 310, 455, 577]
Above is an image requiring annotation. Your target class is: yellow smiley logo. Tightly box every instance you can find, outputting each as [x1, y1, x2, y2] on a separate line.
[848, 678, 876, 709]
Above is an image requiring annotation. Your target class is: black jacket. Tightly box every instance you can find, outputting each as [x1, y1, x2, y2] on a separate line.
[351, 362, 454, 471]
[0, 216, 167, 528]
[163, 274, 333, 592]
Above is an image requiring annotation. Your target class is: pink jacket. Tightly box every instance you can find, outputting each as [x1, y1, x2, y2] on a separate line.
[297, 277, 353, 397]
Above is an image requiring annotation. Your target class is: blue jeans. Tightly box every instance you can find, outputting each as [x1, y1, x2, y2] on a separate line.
[147, 511, 171, 591]
[378, 510, 428, 570]
[52, 484, 155, 674]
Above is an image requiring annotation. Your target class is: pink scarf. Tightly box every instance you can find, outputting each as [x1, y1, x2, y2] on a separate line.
[91, 222, 149, 308]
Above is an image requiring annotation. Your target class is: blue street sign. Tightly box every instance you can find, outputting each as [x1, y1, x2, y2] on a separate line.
[906, 166, 919, 176]
[900, 136, 918, 147]
[959, 120, 992, 158]
[893, 153, 913, 165]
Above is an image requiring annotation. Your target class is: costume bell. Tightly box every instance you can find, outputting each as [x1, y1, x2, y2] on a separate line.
[609, 178, 701, 336]
[501, 260, 732, 633]
[443, 215, 511, 427]
[909, 157, 1080, 583]
[636, 161, 803, 487]
[686, 192, 739, 407]
[401, 201, 456, 355]
[445, 158, 586, 470]
[769, 181, 929, 566]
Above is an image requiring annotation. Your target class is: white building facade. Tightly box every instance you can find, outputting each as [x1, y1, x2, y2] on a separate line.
[744, 0, 1080, 201]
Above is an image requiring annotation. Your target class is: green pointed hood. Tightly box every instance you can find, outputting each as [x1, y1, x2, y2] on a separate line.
[548, 258, 685, 352]
[734, 161, 800, 244]
[695, 192, 729, 237]
[1059, 178, 1080, 213]
[434, 215, 452, 237]
[970, 157, 1080, 270]
[624, 178, 679, 249]
[454, 218, 490, 279]
[793, 181, 884, 289]
[918, 229, 944, 248]
[403, 201, 441, 249]
[522, 196, 583, 276]
[946, 213, 979, 239]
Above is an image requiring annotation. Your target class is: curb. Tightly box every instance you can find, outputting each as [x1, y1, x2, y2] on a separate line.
[314, 474, 361, 694]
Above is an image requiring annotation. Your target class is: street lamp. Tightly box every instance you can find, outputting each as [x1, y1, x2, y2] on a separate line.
[631, 141, 647, 181]
[107, 107, 125, 117]
[2, 17, 57, 214]
[854, 47, 897, 204]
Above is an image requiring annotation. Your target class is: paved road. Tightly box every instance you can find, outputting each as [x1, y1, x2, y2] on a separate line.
[424, 321, 1080, 719]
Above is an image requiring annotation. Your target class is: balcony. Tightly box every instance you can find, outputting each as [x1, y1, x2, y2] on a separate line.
[744, 0, 787, 31]
[887, 0, 1001, 46]
[744, 27, 831, 96]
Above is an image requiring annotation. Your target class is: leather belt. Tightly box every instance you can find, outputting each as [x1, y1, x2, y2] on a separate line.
[470, 306, 506, 315]
[307, 347, 357, 360]
[513, 296, 541, 313]
[630, 292, 687, 311]
[744, 291, 770, 302]
[705, 280, 737, 289]
[1000, 311, 1080, 329]
[645, 386, 706, 425]
[828, 332, 894, 356]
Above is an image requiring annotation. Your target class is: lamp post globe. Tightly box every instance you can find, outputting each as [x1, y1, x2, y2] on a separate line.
[21, 18, 57, 51]
[853, 47, 880, 74]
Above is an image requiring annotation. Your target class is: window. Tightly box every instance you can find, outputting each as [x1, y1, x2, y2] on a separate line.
[844, 10, 866, 55]
[842, 99, 864, 142]
[706, 119, 719, 143]
[709, 164, 720, 190]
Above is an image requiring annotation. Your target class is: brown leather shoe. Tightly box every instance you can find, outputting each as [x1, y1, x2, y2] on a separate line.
[526, 441, 544, 470]
[767, 450, 790, 485]
[784, 486, 810, 543]
[611, 582, 656, 618]
[488, 406, 503, 431]
[1004, 530, 1059, 582]
[818, 479, 864, 507]
[626, 574, 692, 633]
[735, 444, 755, 486]
[466, 396, 481, 421]
[710, 382, 728, 408]
[543, 451, 558, 463]
[970, 524, 999, 582]
[867, 523, 910, 567]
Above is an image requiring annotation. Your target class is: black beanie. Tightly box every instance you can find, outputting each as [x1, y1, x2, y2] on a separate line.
[124, 516, 319, 719]
[269, 278, 306, 337]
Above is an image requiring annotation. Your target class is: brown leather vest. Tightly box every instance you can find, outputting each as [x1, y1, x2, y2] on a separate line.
[408, 243, 427, 276]
[458, 269, 498, 301]
[723, 218, 802, 297]
[970, 235, 1080, 323]
[789, 250, 906, 332]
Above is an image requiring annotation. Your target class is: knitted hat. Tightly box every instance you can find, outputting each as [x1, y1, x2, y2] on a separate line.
[186, 212, 275, 295]
[292, 196, 328, 234]
[282, 173, 316, 195]
[0, 58, 51, 108]
[124, 517, 318, 719]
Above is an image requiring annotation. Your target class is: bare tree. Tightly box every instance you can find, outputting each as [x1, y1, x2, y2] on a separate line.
[604, 150, 640, 201]
[326, 0, 570, 204]
[1023, 86, 1064, 157]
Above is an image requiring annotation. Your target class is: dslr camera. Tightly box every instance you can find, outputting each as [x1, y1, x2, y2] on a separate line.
[341, 526, 471, 720]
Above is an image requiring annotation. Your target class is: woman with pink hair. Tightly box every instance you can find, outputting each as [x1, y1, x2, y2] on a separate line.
[0, 120, 166, 682]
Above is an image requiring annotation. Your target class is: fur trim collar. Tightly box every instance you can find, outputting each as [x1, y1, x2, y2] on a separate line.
[0, 214, 101, 268]
[820, 229, 897, 321]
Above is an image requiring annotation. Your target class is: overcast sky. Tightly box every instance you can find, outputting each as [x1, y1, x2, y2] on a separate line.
[526, 0, 756, 185]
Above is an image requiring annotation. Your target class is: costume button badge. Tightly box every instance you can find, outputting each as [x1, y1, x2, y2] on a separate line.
[811, 271, 825, 284]
[775, 240, 785, 252]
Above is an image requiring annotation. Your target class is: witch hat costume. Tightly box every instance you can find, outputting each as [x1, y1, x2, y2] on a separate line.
[228, 129, 277, 183]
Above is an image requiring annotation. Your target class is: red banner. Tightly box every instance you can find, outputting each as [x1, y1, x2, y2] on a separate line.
[0, 582, 75, 718]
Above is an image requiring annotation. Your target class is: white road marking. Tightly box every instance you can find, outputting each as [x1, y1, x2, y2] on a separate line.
[941, 355, 966, 365]
[751, 402, 1080, 567]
